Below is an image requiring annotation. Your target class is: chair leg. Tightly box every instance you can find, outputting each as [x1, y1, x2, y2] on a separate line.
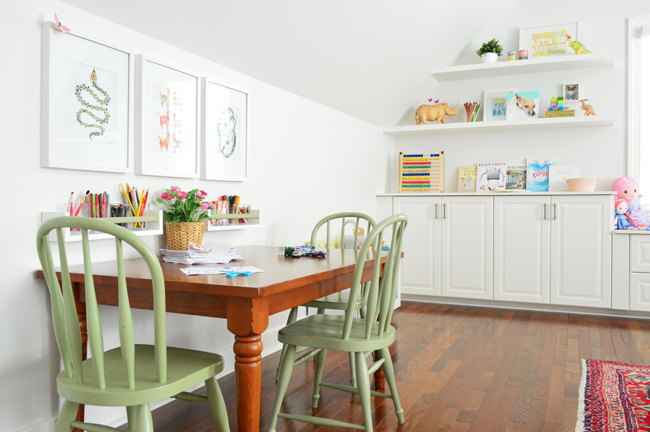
[134, 404, 154, 432]
[269, 344, 296, 432]
[126, 406, 137, 432]
[355, 351, 374, 432]
[349, 351, 357, 387]
[379, 347, 405, 424]
[359, 307, 366, 319]
[312, 348, 327, 408]
[54, 400, 79, 432]
[206, 376, 231, 432]
[275, 307, 299, 381]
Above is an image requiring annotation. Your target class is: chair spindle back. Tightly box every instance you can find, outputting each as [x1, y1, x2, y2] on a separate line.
[37, 217, 167, 390]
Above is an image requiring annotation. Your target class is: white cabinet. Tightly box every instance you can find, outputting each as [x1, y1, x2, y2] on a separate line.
[494, 196, 550, 304]
[630, 236, 650, 273]
[440, 196, 493, 300]
[393, 196, 441, 296]
[550, 196, 612, 308]
[630, 273, 650, 312]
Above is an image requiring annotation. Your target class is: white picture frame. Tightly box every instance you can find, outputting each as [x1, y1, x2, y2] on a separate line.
[201, 77, 249, 181]
[41, 22, 133, 173]
[483, 89, 513, 122]
[135, 55, 199, 178]
[519, 22, 579, 58]
[563, 83, 581, 102]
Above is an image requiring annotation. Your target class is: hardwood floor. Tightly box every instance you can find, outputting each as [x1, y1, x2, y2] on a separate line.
[125, 301, 650, 432]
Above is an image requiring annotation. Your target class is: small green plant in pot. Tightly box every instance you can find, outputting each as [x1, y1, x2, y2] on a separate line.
[476, 38, 504, 64]
[157, 187, 211, 250]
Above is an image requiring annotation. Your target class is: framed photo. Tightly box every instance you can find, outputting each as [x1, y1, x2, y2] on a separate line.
[519, 22, 579, 58]
[41, 22, 132, 173]
[563, 83, 580, 102]
[135, 55, 199, 178]
[483, 89, 513, 122]
[201, 78, 248, 181]
[506, 91, 540, 120]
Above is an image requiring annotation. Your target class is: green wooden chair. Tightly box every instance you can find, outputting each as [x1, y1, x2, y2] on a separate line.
[269, 214, 407, 432]
[37, 216, 230, 432]
[275, 213, 376, 386]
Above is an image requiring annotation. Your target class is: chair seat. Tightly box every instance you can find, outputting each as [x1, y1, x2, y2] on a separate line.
[279, 314, 395, 353]
[57, 345, 224, 407]
[303, 291, 367, 311]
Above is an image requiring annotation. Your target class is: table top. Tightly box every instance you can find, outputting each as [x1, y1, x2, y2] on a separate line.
[36, 245, 389, 299]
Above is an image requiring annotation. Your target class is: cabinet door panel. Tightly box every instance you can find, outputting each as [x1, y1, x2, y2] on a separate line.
[630, 236, 650, 273]
[393, 197, 441, 296]
[494, 196, 550, 303]
[550, 195, 612, 308]
[630, 273, 650, 312]
[441, 196, 493, 299]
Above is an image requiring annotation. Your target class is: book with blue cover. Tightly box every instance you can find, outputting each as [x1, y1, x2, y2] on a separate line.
[526, 158, 554, 192]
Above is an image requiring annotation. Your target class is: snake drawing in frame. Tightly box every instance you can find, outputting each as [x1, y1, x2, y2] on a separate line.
[75, 69, 111, 140]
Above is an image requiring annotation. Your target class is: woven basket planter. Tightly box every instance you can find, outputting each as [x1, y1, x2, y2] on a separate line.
[165, 222, 204, 250]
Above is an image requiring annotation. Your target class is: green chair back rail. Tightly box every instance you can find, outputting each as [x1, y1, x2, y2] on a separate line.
[269, 214, 408, 432]
[37, 216, 229, 432]
[310, 212, 376, 250]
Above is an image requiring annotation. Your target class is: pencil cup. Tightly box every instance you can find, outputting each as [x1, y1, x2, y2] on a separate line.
[110, 204, 130, 228]
[128, 204, 148, 231]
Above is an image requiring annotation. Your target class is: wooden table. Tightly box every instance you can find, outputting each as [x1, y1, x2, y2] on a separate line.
[37, 245, 389, 432]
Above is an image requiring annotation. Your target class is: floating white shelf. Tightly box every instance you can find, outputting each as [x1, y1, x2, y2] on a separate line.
[430, 55, 615, 82]
[41, 210, 164, 242]
[382, 115, 615, 136]
[205, 210, 261, 232]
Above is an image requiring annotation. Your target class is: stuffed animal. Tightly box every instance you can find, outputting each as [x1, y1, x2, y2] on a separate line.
[613, 176, 650, 227]
[614, 199, 636, 230]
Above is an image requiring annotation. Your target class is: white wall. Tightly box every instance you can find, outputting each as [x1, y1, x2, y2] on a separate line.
[391, 0, 650, 193]
[0, 1, 393, 431]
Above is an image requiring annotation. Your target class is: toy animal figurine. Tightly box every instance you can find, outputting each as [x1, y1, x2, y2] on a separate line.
[613, 176, 650, 227]
[415, 101, 460, 125]
[159, 131, 170, 151]
[578, 99, 596, 116]
[567, 34, 592, 55]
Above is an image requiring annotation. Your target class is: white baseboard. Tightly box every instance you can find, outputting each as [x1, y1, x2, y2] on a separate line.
[13, 418, 56, 432]
[402, 294, 650, 320]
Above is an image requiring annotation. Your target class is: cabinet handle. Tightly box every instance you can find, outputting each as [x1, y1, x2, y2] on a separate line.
[443, 203, 447, 219]
[553, 203, 557, 220]
[543, 203, 547, 220]
[435, 203, 439, 219]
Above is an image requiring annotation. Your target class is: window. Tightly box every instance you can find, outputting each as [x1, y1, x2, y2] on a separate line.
[629, 17, 650, 205]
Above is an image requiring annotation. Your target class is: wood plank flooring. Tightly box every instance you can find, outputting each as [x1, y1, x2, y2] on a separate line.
[125, 301, 650, 432]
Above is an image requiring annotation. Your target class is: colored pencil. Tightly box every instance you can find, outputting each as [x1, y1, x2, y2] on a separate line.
[67, 192, 74, 216]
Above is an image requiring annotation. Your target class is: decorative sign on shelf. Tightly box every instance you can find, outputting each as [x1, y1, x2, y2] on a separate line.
[398, 152, 445, 193]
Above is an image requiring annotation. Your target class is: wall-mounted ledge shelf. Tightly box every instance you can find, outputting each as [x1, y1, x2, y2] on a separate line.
[41, 210, 164, 242]
[378, 191, 617, 197]
[383, 115, 615, 136]
[431, 55, 615, 82]
[205, 210, 261, 231]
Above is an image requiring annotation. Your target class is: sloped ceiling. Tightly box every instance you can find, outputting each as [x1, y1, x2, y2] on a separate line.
[60, 0, 513, 126]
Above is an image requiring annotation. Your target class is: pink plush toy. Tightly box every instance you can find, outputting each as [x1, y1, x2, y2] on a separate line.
[613, 176, 649, 227]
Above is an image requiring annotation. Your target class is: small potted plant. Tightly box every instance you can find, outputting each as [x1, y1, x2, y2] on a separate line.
[476, 38, 504, 64]
[157, 187, 211, 250]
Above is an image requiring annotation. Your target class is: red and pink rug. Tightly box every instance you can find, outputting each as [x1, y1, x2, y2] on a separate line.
[578, 359, 650, 431]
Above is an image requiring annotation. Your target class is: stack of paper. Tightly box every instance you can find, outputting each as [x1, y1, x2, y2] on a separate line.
[161, 243, 242, 265]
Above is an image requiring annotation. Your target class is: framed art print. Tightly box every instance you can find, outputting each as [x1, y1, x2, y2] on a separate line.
[41, 22, 132, 173]
[201, 78, 248, 181]
[519, 22, 579, 58]
[135, 55, 199, 178]
[563, 83, 581, 102]
[483, 89, 513, 122]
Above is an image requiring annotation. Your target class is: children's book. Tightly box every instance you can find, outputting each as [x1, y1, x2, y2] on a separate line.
[476, 162, 507, 192]
[506, 165, 527, 190]
[526, 158, 554, 192]
[548, 165, 581, 191]
[458, 166, 477, 193]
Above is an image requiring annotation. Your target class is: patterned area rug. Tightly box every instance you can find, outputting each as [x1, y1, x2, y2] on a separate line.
[578, 359, 650, 431]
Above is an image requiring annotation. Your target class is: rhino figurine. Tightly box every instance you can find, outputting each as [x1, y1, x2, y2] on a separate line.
[415, 101, 460, 125]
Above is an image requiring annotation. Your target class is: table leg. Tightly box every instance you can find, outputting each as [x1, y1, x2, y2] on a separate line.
[73, 283, 87, 432]
[227, 297, 269, 432]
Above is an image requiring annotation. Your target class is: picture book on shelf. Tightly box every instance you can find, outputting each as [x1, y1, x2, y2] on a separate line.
[506, 91, 540, 120]
[476, 162, 507, 192]
[526, 158, 554, 192]
[549, 165, 581, 191]
[458, 166, 477, 193]
[506, 165, 527, 190]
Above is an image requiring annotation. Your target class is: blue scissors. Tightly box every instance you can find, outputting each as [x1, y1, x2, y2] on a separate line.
[224, 271, 253, 278]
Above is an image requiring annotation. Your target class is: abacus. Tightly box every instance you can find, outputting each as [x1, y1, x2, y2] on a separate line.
[398, 152, 445, 193]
